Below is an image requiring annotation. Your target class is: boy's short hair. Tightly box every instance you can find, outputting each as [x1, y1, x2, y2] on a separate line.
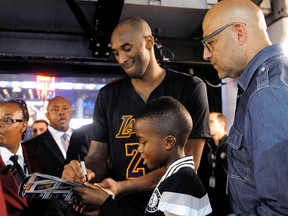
[136, 96, 192, 147]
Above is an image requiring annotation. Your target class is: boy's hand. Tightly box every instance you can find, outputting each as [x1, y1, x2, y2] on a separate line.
[98, 178, 120, 196]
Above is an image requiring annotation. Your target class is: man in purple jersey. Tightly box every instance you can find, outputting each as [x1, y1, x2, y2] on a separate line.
[74, 97, 212, 215]
[63, 17, 211, 215]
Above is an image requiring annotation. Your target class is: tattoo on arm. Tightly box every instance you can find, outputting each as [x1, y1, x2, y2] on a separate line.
[85, 140, 109, 182]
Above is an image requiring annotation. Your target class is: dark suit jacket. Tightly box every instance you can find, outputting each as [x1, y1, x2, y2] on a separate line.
[23, 129, 66, 177]
[65, 123, 92, 164]
[22, 129, 78, 216]
[0, 145, 41, 216]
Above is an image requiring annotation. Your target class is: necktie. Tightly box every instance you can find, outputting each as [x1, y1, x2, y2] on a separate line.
[62, 133, 69, 151]
[10, 155, 25, 185]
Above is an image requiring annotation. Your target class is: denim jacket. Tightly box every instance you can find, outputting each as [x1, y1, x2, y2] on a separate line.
[228, 44, 288, 215]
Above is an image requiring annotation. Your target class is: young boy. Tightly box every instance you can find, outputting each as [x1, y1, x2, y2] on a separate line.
[135, 96, 211, 215]
[73, 96, 211, 215]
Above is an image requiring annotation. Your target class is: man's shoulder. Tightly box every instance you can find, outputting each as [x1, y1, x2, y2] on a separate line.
[166, 68, 204, 84]
[98, 77, 130, 96]
[22, 144, 43, 171]
[102, 76, 128, 88]
[23, 130, 52, 146]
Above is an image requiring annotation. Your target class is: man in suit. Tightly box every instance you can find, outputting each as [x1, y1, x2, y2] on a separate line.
[23, 96, 76, 215]
[23, 96, 73, 177]
[0, 99, 41, 216]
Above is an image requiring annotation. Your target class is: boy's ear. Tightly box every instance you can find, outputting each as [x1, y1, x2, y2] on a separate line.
[165, 135, 176, 151]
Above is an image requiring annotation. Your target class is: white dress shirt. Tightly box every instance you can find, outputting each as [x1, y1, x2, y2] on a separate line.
[0, 144, 28, 175]
[48, 125, 73, 159]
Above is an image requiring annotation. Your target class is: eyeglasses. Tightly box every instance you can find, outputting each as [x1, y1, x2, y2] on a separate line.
[201, 22, 244, 52]
[0, 118, 25, 125]
[49, 106, 71, 114]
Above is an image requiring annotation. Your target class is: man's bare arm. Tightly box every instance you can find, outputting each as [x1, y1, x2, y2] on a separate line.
[85, 140, 109, 182]
[62, 140, 109, 183]
[185, 138, 205, 171]
[119, 167, 165, 195]
[100, 167, 165, 196]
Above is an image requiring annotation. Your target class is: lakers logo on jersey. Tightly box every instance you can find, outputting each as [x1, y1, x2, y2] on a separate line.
[116, 115, 135, 138]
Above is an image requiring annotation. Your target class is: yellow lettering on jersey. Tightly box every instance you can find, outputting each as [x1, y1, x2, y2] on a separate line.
[125, 143, 145, 179]
[116, 115, 136, 138]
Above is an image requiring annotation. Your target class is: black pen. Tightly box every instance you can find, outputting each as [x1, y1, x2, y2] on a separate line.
[78, 153, 88, 182]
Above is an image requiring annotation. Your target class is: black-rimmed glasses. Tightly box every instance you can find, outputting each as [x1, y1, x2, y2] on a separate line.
[0, 118, 25, 125]
[201, 22, 238, 52]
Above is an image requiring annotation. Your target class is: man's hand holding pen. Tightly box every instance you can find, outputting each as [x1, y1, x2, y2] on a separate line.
[62, 159, 95, 183]
[62, 154, 119, 215]
[78, 153, 89, 182]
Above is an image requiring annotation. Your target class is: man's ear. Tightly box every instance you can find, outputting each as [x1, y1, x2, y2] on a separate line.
[165, 135, 176, 151]
[233, 23, 247, 45]
[145, 35, 154, 49]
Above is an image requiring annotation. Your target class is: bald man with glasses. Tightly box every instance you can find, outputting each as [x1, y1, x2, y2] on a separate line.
[202, 0, 288, 215]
